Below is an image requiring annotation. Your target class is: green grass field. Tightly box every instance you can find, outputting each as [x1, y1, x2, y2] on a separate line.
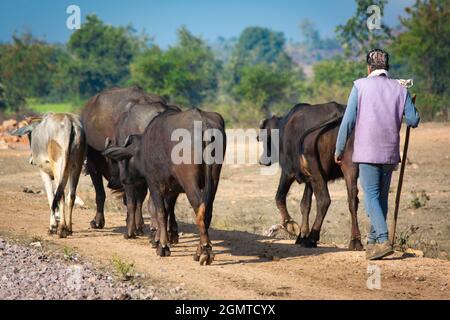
[27, 99, 74, 114]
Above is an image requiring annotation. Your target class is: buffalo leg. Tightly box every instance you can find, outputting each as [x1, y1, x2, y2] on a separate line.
[134, 186, 148, 236]
[150, 190, 170, 257]
[275, 171, 299, 235]
[87, 161, 106, 229]
[295, 182, 313, 245]
[165, 192, 179, 244]
[123, 185, 137, 239]
[147, 196, 158, 247]
[184, 183, 214, 266]
[343, 164, 363, 251]
[306, 176, 331, 248]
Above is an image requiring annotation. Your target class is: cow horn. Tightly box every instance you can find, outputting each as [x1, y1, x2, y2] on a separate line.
[123, 134, 141, 148]
[105, 137, 112, 149]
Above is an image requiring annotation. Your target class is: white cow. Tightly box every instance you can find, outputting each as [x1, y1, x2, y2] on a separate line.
[12, 113, 86, 237]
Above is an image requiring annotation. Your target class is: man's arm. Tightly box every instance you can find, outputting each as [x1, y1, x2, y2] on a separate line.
[335, 85, 358, 161]
[404, 92, 420, 128]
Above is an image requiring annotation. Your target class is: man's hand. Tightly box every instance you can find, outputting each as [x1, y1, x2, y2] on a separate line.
[334, 154, 342, 165]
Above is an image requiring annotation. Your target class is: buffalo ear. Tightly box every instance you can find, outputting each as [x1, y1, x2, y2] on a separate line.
[102, 146, 133, 161]
[123, 134, 142, 147]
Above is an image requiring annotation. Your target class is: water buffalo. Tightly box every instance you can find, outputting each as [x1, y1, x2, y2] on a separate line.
[11, 113, 86, 237]
[259, 102, 363, 250]
[80, 86, 172, 230]
[103, 108, 226, 265]
[105, 101, 181, 239]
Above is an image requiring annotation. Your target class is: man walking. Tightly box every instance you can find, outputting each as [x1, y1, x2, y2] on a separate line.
[335, 49, 420, 260]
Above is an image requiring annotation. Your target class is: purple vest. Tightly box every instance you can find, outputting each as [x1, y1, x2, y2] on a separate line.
[353, 75, 407, 164]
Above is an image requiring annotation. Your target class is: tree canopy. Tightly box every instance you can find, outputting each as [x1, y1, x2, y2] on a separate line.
[336, 0, 392, 58]
[130, 26, 220, 106]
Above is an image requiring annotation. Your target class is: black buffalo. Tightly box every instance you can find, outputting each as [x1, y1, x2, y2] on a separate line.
[259, 102, 363, 250]
[80, 86, 173, 231]
[105, 100, 181, 239]
[103, 108, 226, 265]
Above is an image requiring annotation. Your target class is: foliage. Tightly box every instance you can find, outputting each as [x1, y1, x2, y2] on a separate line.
[289, 56, 366, 107]
[219, 26, 303, 117]
[0, 7, 448, 124]
[0, 33, 61, 110]
[111, 254, 135, 281]
[60, 14, 146, 99]
[299, 19, 340, 51]
[392, 0, 449, 120]
[223, 26, 295, 92]
[233, 64, 293, 116]
[27, 98, 74, 114]
[63, 246, 75, 261]
[130, 26, 220, 106]
[336, 0, 392, 58]
[313, 57, 366, 88]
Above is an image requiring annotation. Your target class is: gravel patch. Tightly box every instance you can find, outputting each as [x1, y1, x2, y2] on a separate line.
[0, 238, 184, 300]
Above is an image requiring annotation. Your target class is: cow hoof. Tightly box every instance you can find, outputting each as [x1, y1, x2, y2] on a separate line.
[156, 245, 171, 257]
[90, 214, 105, 229]
[57, 226, 70, 239]
[195, 246, 214, 265]
[124, 233, 136, 240]
[168, 232, 179, 245]
[90, 219, 105, 229]
[199, 248, 214, 266]
[149, 237, 159, 248]
[295, 236, 317, 248]
[348, 239, 364, 251]
[48, 226, 57, 235]
[285, 220, 300, 236]
[135, 228, 145, 236]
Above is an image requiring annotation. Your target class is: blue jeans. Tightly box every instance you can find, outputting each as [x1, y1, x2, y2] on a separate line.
[359, 163, 396, 244]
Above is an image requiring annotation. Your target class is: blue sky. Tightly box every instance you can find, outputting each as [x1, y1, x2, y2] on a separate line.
[0, 0, 415, 47]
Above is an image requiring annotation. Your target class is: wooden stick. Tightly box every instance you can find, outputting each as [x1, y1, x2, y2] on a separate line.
[389, 94, 416, 246]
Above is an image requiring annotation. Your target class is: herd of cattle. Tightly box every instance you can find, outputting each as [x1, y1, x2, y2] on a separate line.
[11, 86, 364, 266]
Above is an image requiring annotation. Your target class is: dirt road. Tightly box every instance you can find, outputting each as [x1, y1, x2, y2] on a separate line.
[0, 123, 449, 299]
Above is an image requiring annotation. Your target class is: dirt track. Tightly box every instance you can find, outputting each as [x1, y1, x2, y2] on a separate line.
[0, 123, 449, 299]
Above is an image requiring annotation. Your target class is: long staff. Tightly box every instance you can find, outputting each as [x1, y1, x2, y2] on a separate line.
[389, 94, 416, 246]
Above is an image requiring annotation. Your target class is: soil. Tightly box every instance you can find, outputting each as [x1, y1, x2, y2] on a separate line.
[0, 123, 449, 299]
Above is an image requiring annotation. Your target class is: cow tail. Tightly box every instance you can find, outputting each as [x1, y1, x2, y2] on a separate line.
[51, 120, 75, 212]
[203, 158, 213, 208]
[201, 115, 214, 209]
[299, 115, 343, 155]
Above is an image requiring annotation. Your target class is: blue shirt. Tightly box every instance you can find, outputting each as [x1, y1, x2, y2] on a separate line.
[335, 85, 420, 157]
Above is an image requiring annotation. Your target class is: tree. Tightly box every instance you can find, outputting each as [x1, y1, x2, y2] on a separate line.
[313, 57, 366, 87]
[299, 19, 340, 51]
[299, 19, 321, 49]
[392, 0, 449, 120]
[336, 0, 392, 58]
[130, 27, 220, 106]
[393, 0, 449, 95]
[60, 14, 145, 98]
[0, 33, 60, 110]
[224, 27, 295, 91]
[234, 64, 292, 116]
